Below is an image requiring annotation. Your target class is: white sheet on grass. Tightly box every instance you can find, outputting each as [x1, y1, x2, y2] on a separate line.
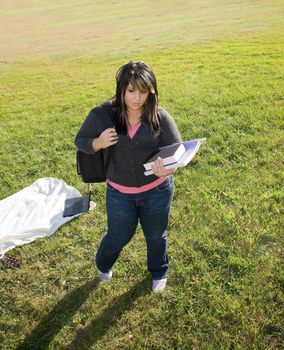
[0, 178, 82, 256]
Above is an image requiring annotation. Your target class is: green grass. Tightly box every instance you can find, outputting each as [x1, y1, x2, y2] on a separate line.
[0, 1, 283, 349]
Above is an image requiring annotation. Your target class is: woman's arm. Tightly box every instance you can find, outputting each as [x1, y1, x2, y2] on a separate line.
[75, 106, 117, 153]
[159, 109, 183, 146]
[75, 110, 98, 154]
[151, 109, 181, 177]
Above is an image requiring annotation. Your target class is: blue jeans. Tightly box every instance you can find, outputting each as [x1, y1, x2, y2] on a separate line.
[96, 176, 174, 280]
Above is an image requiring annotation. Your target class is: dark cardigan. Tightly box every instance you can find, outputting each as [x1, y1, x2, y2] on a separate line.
[75, 102, 182, 187]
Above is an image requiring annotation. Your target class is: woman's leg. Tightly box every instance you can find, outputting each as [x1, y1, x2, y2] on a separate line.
[139, 176, 174, 280]
[96, 185, 138, 273]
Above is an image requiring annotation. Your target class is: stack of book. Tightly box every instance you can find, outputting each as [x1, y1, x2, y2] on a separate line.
[143, 138, 206, 176]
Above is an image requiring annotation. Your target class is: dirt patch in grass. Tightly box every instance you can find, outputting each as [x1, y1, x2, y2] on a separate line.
[0, 0, 283, 61]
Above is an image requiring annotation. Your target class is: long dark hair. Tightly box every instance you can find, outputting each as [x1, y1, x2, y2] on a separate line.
[112, 61, 160, 134]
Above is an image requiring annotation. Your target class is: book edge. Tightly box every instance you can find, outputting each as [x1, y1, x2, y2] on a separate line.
[144, 139, 205, 176]
[143, 143, 186, 170]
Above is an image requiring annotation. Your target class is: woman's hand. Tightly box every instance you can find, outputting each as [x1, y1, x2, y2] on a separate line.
[151, 157, 176, 177]
[92, 128, 118, 151]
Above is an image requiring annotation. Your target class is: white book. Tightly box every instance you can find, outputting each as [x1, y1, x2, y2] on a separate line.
[144, 138, 206, 176]
[143, 143, 186, 171]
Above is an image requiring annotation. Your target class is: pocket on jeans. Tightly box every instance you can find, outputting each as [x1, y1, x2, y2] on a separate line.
[155, 176, 173, 192]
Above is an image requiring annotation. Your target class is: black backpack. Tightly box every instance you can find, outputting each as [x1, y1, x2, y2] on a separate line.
[76, 149, 111, 183]
[63, 148, 113, 217]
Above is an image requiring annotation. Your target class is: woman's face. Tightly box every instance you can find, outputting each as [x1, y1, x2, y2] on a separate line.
[124, 83, 149, 114]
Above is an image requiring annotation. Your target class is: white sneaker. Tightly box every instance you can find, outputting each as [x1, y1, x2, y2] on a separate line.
[99, 270, 113, 282]
[152, 278, 167, 293]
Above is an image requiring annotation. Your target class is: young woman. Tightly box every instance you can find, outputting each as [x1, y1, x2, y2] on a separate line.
[75, 61, 182, 293]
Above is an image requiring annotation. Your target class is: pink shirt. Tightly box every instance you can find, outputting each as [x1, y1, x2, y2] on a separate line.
[107, 123, 167, 194]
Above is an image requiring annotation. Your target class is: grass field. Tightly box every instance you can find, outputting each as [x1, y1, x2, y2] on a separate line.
[0, 1, 283, 349]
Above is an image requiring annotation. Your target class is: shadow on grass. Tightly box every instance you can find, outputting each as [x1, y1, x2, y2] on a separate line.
[64, 277, 149, 350]
[16, 278, 100, 350]
[16, 277, 149, 350]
